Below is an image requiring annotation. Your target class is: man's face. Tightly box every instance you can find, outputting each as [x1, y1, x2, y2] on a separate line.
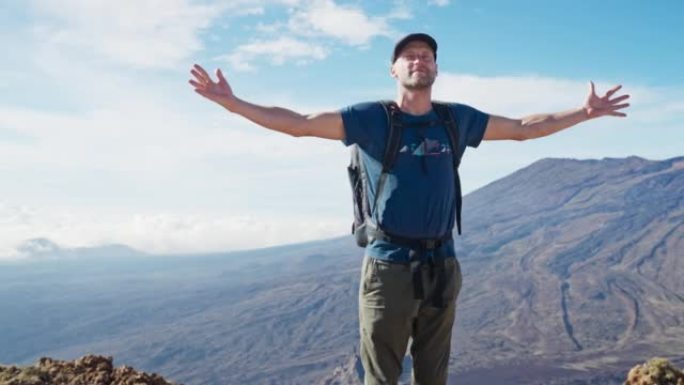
[391, 41, 437, 90]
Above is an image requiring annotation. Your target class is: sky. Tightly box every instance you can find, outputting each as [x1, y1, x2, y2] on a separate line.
[1, 0, 682, 259]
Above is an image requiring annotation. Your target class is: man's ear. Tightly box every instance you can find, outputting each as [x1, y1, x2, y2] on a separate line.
[389, 63, 397, 79]
[435, 63, 439, 77]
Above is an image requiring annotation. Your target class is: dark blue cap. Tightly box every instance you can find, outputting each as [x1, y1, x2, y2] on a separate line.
[392, 33, 437, 63]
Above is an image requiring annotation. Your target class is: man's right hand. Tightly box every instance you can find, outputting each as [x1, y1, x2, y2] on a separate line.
[189, 64, 237, 110]
[187, 63, 345, 140]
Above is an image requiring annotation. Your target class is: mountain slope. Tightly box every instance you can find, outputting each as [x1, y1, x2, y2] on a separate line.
[449, 156, 684, 382]
[1, 156, 682, 385]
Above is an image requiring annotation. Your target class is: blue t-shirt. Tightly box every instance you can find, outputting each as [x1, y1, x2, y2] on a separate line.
[341, 101, 489, 262]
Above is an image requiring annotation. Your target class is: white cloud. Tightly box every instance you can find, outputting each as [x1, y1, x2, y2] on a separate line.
[288, 0, 393, 46]
[433, 72, 683, 193]
[0, 99, 350, 259]
[0, 100, 342, 178]
[434, 74, 590, 118]
[235, 6, 265, 16]
[221, 37, 329, 71]
[0, 97, 351, 259]
[30, 0, 218, 69]
[223, 55, 257, 72]
[433, 72, 674, 125]
[0, 203, 349, 259]
[428, 0, 450, 6]
[388, 1, 413, 20]
[223, 0, 402, 70]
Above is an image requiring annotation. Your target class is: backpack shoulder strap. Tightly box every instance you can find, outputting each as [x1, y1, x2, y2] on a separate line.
[431, 101, 460, 168]
[378, 100, 403, 172]
[370, 100, 404, 227]
[432, 101, 464, 235]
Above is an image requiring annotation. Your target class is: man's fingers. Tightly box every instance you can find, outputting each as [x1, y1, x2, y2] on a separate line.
[193, 64, 210, 79]
[605, 84, 622, 97]
[609, 94, 630, 104]
[216, 68, 228, 84]
[190, 69, 210, 84]
[193, 64, 212, 83]
[586, 82, 629, 118]
[194, 89, 211, 99]
[188, 79, 205, 89]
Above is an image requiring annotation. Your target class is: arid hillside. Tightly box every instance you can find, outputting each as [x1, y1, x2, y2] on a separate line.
[1, 156, 682, 385]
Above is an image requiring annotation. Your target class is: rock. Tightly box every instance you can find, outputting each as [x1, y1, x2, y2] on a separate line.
[625, 358, 684, 385]
[0, 355, 179, 385]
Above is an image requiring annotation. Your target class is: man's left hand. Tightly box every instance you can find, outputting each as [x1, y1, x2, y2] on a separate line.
[584, 81, 630, 119]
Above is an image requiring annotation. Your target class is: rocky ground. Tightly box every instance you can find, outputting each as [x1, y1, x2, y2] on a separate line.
[319, 353, 684, 385]
[0, 355, 178, 385]
[625, 358, 684, 385]
[1, 354, 683, 385]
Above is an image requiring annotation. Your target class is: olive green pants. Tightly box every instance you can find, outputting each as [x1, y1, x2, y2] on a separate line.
[358, 255, 462, 385]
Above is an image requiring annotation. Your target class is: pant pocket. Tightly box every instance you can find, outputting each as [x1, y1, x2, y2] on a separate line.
[360, 256, 375, 295]
[361, 258, 412, 309]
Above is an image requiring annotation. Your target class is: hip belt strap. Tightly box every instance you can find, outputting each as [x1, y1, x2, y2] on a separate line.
[368, 227, 452, 308]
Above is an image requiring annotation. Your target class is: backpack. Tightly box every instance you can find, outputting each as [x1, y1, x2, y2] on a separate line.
[347, 100, 463, 248]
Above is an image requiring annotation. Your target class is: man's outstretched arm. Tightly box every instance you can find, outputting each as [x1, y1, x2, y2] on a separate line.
[483, 82, 630, 141]
[189, 64, 344, 140]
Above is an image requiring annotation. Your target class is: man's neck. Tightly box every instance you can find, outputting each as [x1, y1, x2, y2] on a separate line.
[395, 88, 433, 115]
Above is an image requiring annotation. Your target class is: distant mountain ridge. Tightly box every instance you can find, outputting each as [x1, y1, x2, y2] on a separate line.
[13, 238, 145, 261]
[1, 156, 682, 385]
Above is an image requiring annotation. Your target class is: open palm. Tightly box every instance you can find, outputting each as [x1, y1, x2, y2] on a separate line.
[584, 81, 630, 119]
[189, 64, 235, 107]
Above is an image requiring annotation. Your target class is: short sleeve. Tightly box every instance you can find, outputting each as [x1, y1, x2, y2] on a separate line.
[453, 104, 489, 148]
[340, 102, 387, 154]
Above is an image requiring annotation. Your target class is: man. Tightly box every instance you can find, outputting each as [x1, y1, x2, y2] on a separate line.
[189, 33, 629, 385]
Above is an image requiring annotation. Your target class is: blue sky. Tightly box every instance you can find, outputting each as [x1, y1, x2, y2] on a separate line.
[0, 0, 682, 258]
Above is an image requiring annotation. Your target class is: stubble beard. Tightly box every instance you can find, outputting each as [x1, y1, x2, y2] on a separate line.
[402, 71, 436, 90]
